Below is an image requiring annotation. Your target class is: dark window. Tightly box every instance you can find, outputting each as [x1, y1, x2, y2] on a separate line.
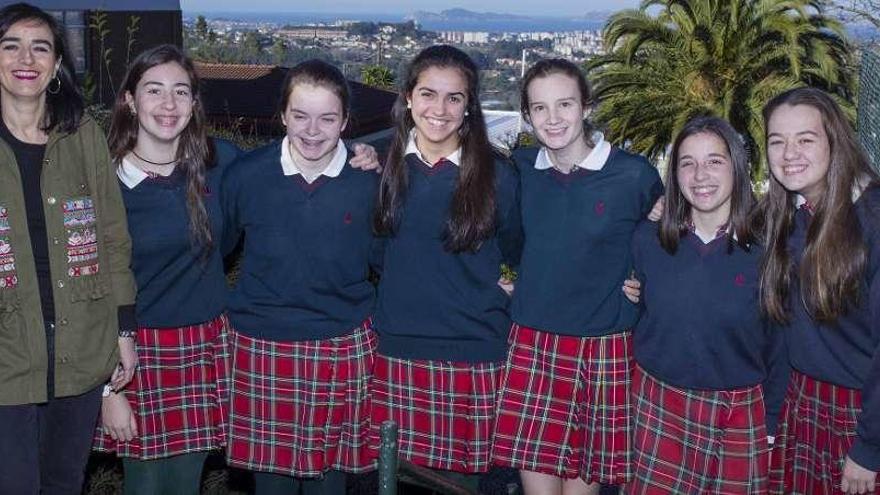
[49, 10, 87, 74]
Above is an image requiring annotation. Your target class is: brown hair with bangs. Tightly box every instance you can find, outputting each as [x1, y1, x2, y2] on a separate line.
[659, 116, 755, 254]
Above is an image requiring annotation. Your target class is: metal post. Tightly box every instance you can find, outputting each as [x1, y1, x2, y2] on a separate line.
[378, 420, 399, 495]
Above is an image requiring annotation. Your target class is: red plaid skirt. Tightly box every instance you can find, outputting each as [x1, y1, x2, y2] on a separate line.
[226, 322, 376, 477]
[627, 366, 769, 494]
[368, 354, 503, 473]
[92, 314, 231, 459]
[769, 371, 865, 495]
[492, 325, 633, 484]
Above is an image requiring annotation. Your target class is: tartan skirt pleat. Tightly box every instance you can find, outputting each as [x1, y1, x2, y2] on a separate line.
[92, 314, 232, 459]
[627, 366, 769, 495]
[368, 354, 503, 473]
[492, 325, 634, 484]
[226, 321, 376, 477]
[769, 371, 864, 495]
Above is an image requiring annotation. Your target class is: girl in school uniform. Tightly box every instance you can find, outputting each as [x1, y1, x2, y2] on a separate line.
[92, 44, 240, 495]
[491, 58, 663, 495]
[369, 45, 522, 483]
[625, 116, 788, 494]
[761, 88, 880, 494]
[222, 59, 380, 494]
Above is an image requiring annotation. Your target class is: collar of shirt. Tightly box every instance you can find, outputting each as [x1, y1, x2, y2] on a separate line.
[117, 157, 151, 189]
[688, 218, 731, 244]
[534, 132, 611, 171]
[404, 130, 461, 167]
[280, 136, 348, 179]
[795, 194, 813, 213]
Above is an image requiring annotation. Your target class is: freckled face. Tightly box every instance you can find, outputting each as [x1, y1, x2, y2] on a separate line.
[407, 66, 468, 155]
[766, 104, 831, 203]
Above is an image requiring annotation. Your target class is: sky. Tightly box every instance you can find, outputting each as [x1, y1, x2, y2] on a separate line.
[179, 0, 639, 16]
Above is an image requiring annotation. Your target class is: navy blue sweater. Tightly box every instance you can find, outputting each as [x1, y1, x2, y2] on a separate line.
[631, 221, 789, 435]
[121, 138, 239, 328]
[223, 141, 379, 341]
[511, 146, 663, 336]
[373, 154, 522, 363]
[785, 185, 880, 470]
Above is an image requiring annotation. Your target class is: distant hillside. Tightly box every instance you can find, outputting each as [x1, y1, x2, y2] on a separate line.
[407, 8, 612, 23]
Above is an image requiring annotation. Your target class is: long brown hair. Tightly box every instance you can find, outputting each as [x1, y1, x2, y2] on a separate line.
[109, 44, 216, 256]
[373, 45, 496, 253]
[758, 87, 879, 323]
[660, 116, 754, 254]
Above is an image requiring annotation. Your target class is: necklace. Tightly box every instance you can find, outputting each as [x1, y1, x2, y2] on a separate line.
[132, 149, 177, 166]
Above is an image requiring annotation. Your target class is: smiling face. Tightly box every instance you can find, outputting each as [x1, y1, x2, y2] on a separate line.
[766, 103, 831, 204]
[0, 19, 60, 102]
[676, 132, 734, 220]
[525, 72, 587, 152]
[407, 65, 468, 157]
[281, 82, 346, 167]
[126, 62, 194, 149]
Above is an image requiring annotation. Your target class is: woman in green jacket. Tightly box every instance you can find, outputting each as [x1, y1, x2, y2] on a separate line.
[0, 3, 138, 493]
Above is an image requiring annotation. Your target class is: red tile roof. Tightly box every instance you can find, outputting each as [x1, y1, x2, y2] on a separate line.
[194, 62, 275, 81]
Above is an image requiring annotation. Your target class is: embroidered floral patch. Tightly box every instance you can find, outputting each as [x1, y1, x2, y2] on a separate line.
[0, 235, 16, 289]
[68, 262, 99, 278]
[0, 274, 16, 289]
[66, 225, 100, 278]
[62, 197, 96, 228]
[0, 206, 9, 233]
[67, 244, 98, 264]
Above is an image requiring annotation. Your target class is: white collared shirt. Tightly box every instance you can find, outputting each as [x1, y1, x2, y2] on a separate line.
[117, 158, 152, 189]
[534, 132, 611, 172]
[280, 137, 348, 182]
[404, 131, 461, 167]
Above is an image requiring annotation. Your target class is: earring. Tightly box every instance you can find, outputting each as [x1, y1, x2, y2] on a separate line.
[465, 111, 470, 117]
[47, 76, 61, 95]
[406, 101, 412, 109]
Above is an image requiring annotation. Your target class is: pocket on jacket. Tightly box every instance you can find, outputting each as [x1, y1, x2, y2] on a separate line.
[63, 196, 101, 280]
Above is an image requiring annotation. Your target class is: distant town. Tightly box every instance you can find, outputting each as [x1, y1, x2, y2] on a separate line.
[183, 9, 609, 110]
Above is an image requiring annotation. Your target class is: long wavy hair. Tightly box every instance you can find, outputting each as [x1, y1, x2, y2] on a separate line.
[520, 57, 597, 148]
[373, 45, 496, 253]
[109, 44, 215, 257]
[0, 2, 83, 134]
[757, 87, 879, 323]
[659, 116, 754, 254]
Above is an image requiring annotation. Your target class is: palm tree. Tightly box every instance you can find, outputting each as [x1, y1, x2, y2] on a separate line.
[587, 0, 856, 180]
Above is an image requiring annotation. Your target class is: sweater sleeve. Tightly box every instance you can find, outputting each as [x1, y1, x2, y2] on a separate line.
[220, 157, 244, 257]
[90, 120, 137, 308]
[761, 319, 790, 437]
[638, 161, 664, 219]
[849, 211, 880, 471]
[496, 161, 523, 269]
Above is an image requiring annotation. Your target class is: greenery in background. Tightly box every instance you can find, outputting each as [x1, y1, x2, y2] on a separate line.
[361, 64, 396, 90]
[587, 0, 856, 181]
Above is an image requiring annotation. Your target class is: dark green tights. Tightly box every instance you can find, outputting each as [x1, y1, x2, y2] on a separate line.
[122, 452, 209, 495]
[254, 469, 346, 495]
